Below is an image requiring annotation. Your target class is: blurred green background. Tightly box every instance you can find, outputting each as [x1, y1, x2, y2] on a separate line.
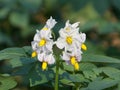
[0, 0, 120, 90]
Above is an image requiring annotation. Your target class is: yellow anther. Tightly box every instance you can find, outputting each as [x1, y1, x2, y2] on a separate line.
[42, 62, 47, 70]
[39, 39, 46, 46]
[31, 51, 37, 58]
[74, 62, 79, 71]
[66, 36, 73, 44]
[70, 56, 76, 65]
[81, 43, 87, 51]
[42, 27, 48, 30]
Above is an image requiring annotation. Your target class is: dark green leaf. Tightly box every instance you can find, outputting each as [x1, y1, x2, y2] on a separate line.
[85, 78, 120, 90]
[62, 72, 87, 83]
[0, 47, 26, 60]
[80, 63, 97, 71]
[82, 54, 120, 63]
[0, 75, 17, 90]
[29, 64, 54, 87]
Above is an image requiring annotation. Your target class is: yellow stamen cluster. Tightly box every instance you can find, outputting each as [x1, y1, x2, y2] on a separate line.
[74, 62, 79, 70]
[70, 56, 79, 70]
[31, 51, 37, 57]
[81, 43, 87, 51]
[66, 36, 73, 44]
[39, 39, 46, 46]
[42, 62, 47, 70]
[70, 56, 76, 65]
[42, 27, 48, 30]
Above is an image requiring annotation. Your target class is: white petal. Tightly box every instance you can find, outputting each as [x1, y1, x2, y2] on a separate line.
[65, 20, 70, 27]
[39, 30, 49, 38]
[45, 54, 55, 64]
[46, 40, 53, 51]
[31, 41, 38, 50]
[77, 54, 82, 62]
[62, 51, 70, 61]
[46, 16, 57, 29]
[80, 33, 86, 43]
[56, 38, 65, 49]
[72, 22, 80, 28]
[33, 33, 40, 41]
[38, 53, 44, 62]
[59, 29, 67, 38]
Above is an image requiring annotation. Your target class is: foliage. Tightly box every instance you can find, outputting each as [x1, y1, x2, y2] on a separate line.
[0, 46, 120, 90]
[0, 74, 17, 90]
[0, 0, 120, 90]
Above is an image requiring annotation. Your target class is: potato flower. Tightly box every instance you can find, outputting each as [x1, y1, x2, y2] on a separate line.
[31, 17, 57, 57]
[38, 52, 55, 70]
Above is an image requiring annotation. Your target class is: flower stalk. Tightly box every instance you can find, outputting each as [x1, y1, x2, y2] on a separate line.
[55, 57, 60, 90]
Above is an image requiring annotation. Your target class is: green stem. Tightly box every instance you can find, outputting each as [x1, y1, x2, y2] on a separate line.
[55, 57, 60, 90]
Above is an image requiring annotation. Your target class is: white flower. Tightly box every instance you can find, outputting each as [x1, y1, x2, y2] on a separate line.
[62, 49, 82, 70]
[31, 17, 57, 55]
[62, 49, 82, 64]
[31, 29, 54, 53]
[42, 16, 57, 30]
[64, 20, 80, 33]
[79, 33, 87, 50]
[56, 21, 81, 51]
[38, 52, 55, 70]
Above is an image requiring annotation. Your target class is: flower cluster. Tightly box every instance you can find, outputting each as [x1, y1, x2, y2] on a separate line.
[31, 17, 87, 71]
[56, 20, 87, 70]
[31, 17, 57, 70]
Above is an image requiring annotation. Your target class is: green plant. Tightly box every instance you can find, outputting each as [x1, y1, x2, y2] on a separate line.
[0, 17, 120, 90]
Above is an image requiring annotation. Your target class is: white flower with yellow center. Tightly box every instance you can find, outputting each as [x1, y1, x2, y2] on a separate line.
[38, 52, 55, 70]
[31, 17, 57, 57]
[62, 49, 82, 70]
[79, 33, 87, 51]
[31, 29, 53, 54]
[56, 21, 81, 51]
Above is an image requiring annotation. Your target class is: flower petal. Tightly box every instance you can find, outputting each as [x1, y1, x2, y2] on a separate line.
[56, 38, 65, 49]
[47, 54, 55, 64]
[38, 53, 44, 62]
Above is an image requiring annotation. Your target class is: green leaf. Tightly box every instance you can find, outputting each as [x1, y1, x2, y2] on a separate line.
[60, 79, 74, 86]
[63, 62, 74, 72]
[9, 57, 36, 68]
[52, 66, 65, 75]
[62, 72, 87, 83]
[80, 62, 97, 71]
[83, 70, 97, 80]
[0, 47, 26, 60]
[82, 54, 120, 63]
[0, 75, 17, 90]
[93, 67, 120, 79]
[12, 64, 34, 75]
[29, 64, 54, 87]
[85, 78, 120, 90]
[9, 57, 23, 68]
